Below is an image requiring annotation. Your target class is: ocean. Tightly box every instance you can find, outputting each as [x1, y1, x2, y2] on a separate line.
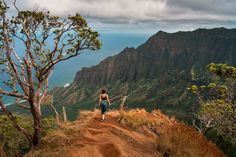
[0, 32, 150, 104]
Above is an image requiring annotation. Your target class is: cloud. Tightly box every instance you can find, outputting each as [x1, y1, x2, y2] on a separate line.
[6, 0, 236, 32]
[167, 0, 236, 15]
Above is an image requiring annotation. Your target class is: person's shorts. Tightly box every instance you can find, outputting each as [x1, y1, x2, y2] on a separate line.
[100, 101, 108, 114]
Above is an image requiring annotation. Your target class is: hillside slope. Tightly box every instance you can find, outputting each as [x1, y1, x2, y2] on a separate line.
[48, 27, 236, 121]
[26, 109, 225, 157]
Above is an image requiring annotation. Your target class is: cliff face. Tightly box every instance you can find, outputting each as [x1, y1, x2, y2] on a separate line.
[74, 28, 236, 86]
[50, 28, 236, 121]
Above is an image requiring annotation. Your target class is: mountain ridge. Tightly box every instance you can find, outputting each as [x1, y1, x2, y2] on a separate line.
[74, 27, 236, 86]
[9, 27, 236, 121]
[46, 27, 236, 121]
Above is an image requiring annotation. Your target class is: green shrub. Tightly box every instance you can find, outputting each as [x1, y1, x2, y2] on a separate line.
[0, 115, 57, 157]
[0, 115, 32, 157]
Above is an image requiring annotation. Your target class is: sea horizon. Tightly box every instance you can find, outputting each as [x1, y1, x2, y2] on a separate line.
[1, 32, 150, 105]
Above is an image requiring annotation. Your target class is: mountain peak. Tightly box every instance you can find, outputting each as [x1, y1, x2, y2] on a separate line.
[153, 30, 169, 38]
[157, 30, 168, 34]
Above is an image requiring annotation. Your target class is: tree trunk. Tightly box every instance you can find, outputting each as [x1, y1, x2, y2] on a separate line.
[38, 104, 41, 116]
[120, 96, 127, 110]
[50, 104, 60, 125]
[30, 102, 42, 146]
[62, 106, 67, 123]
[55, 113, 60, 125]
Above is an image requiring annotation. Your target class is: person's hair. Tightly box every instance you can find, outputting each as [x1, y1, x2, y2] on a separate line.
[101, 89, 106, 94]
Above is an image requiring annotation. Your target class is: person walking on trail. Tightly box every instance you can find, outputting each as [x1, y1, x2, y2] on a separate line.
[99, 89, 111, 122]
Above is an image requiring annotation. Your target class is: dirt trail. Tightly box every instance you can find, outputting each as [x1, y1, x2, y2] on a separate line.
[27, 109, 226, 157]
[70, 113, 160, 157]
[29, 111, 160, 157]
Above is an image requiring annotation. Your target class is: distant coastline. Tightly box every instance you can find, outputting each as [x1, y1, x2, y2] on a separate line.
[1, 32, 150, 106]
[64, 83, 70, 88]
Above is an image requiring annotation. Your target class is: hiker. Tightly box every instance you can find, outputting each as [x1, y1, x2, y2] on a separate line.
[99, 89, 111, 121]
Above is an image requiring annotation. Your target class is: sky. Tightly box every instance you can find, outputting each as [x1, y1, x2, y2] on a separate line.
[6, 0, 236, 34]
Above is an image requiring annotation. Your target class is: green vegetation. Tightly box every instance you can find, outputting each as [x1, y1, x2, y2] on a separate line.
[0, 115, 31, 156]
[0, 0, 101, 146]
[0, 114, 56, 156]
[190, 63, 236, 156]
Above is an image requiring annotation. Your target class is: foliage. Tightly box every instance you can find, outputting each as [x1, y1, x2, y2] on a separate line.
[0, 115, 32, 157]
[190, 63, 236, 145]
[41, 117, 57, 135]
[200, 100, 236, 143]
[207, 63, 236, 80]
[206, 129, 236, 157]
[0, 0, 101, 146]
[0, 114, 57, 156]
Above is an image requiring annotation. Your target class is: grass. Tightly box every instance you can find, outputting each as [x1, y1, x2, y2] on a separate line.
[118, 109, 226, 157]
[157, 122, 225, 157]
[118, 109, 174, 130]
[25, 110, 97, 157]
[25, 109, 225, 157]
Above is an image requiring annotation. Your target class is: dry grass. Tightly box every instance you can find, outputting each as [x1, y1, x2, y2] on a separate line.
[157, 122, 225, 157]
[26, 109, 225, 157]
[78, 109, 98, 121]
[118, 109, 174, 130]
[118, 109, 225, 157]
[26, 110, 97, 157]
[0, 145, 7, 157]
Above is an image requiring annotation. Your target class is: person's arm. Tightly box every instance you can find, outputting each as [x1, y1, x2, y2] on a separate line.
[98, 94, 102, 106]
[107, 94, 111, 106]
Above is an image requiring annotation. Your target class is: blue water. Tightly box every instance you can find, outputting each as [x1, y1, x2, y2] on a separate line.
[0, 32, 151, 104]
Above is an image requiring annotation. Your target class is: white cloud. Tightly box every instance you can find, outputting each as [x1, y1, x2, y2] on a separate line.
[6, 0, 236, 32]
[16, 0, 236, 21]
[20, 0, 169, 22]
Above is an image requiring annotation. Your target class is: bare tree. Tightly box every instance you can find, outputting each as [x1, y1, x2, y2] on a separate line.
[192, 115, 214, 134]
[40, 94, 60, 125]
[62, 106, 67, 123]
[48, 95, 60, 125]
[120, 96, 127, 110]
[0, 0, 101, 146]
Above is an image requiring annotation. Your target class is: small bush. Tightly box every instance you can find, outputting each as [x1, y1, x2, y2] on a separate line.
[0, 115, 32, 157]
[41, 117, 58, 136]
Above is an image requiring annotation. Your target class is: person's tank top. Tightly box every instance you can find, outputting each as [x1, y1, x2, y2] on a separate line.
[101, 94, 107, 100]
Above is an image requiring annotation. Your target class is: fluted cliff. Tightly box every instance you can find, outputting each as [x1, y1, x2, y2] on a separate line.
[49, 28, 236, 121]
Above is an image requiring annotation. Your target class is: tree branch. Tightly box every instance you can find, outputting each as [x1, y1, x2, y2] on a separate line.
[0, 88, 28, 100]
[193, 120, 202, 133]
[2, 13, 28, 95]
[15, 98, 30, 110]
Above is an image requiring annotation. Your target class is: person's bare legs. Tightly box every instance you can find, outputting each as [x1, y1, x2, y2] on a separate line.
[100, 105, 106, 121]
[101, 114, 105, 121]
